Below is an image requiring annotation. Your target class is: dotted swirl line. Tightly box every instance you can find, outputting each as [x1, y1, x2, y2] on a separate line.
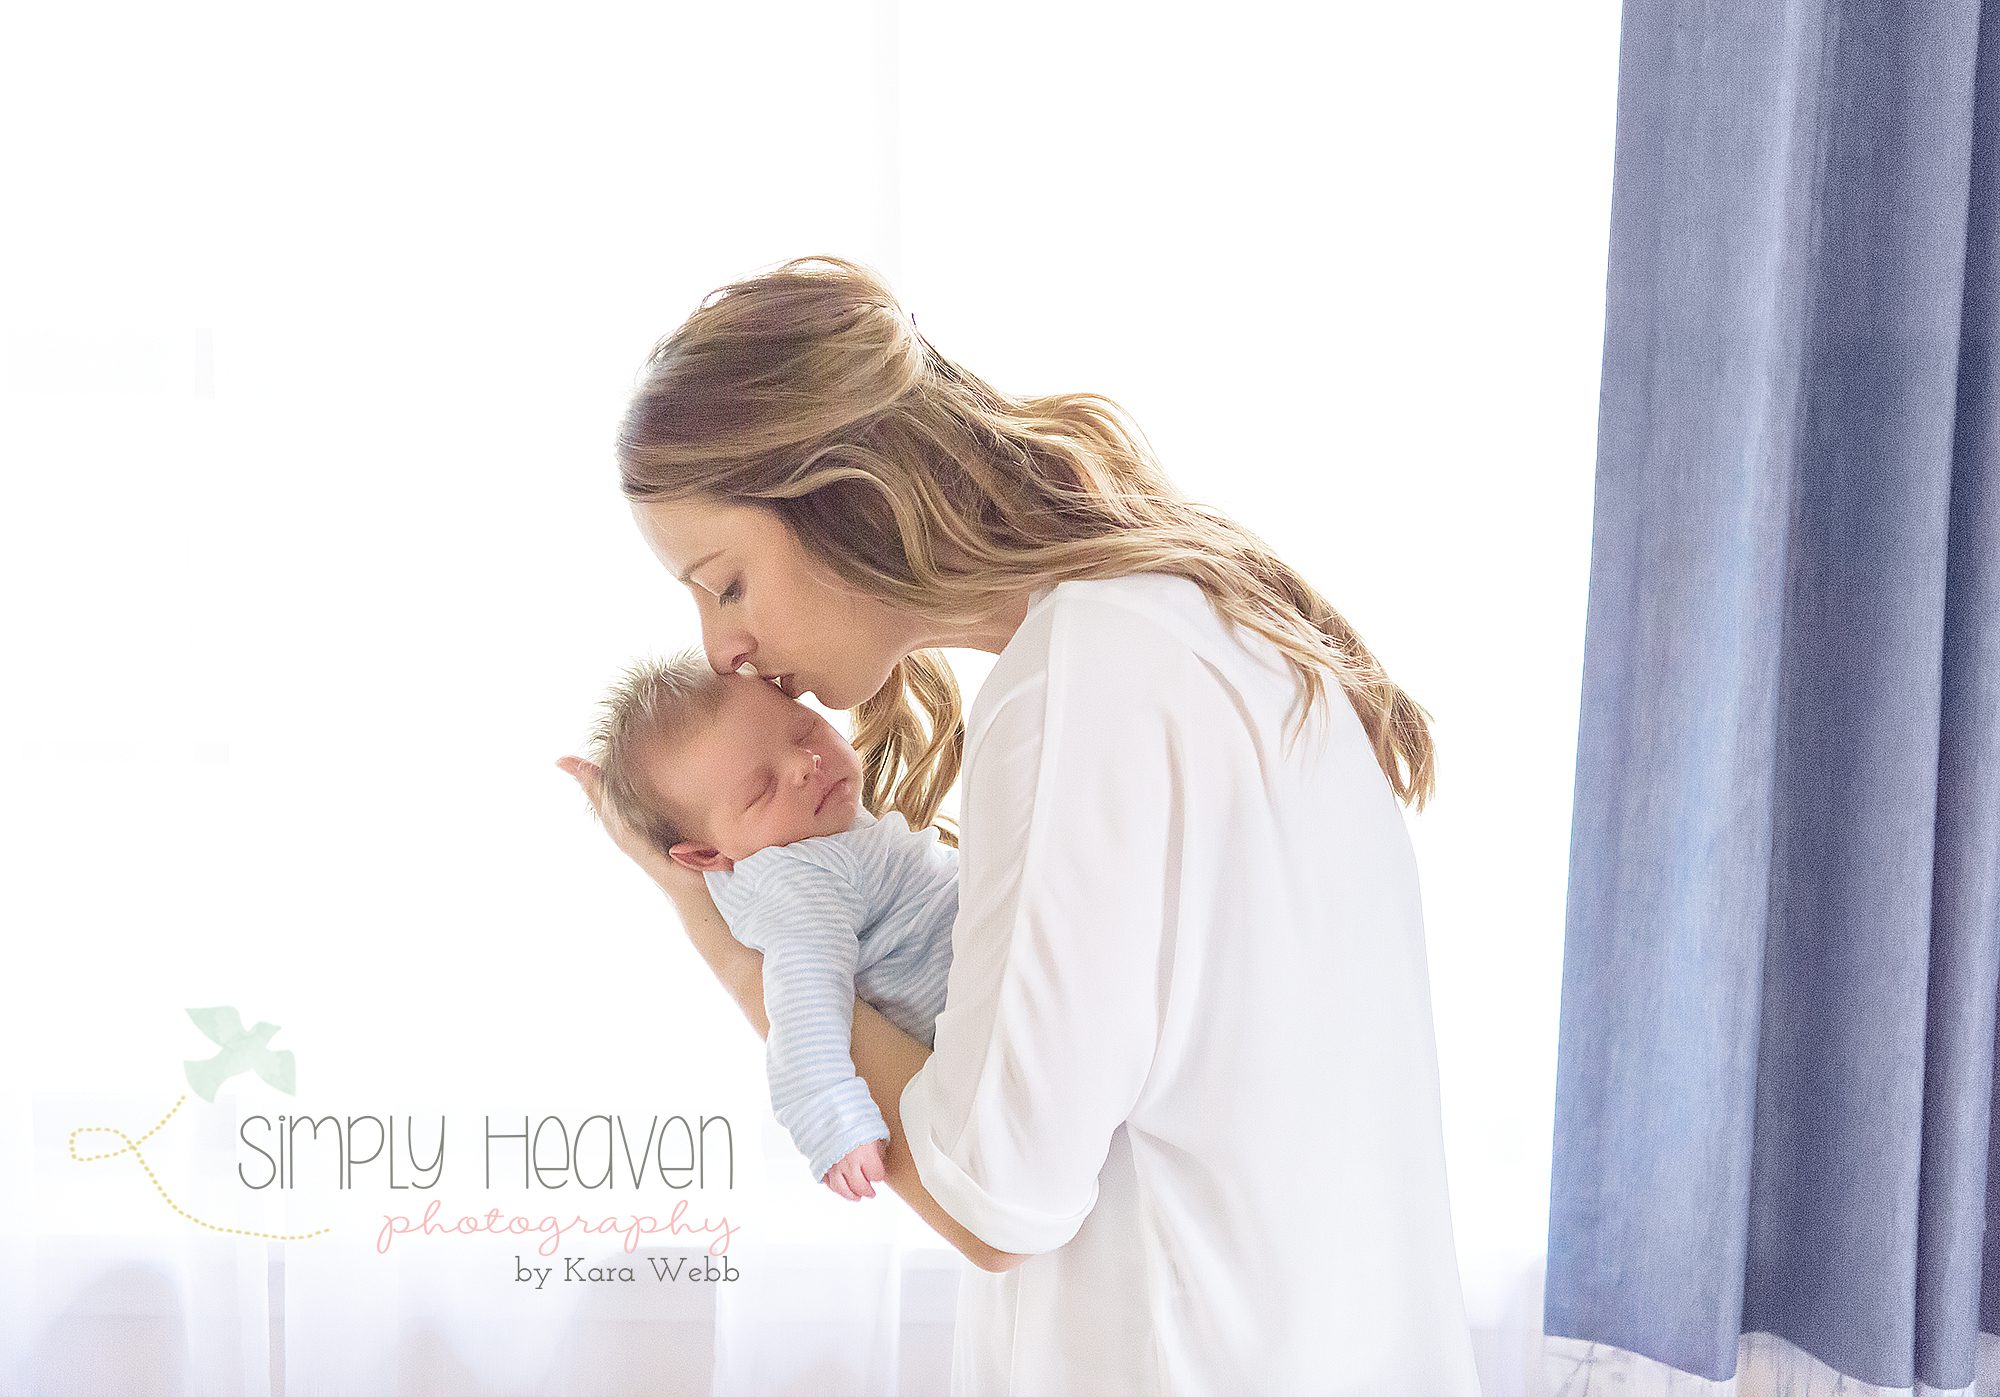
[69, 1093, 331, 1241]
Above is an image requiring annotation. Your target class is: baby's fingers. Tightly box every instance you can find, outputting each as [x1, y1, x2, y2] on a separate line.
[832, 1153, 877, 1201]
[845, 1153, 877, 1199]
[825, 1167, 856, 1201]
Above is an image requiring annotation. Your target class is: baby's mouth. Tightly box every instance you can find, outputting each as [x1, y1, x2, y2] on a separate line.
[815, 776, 847, 815]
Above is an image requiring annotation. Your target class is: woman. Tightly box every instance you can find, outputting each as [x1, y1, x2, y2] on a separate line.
[560, 256, 1482, 1394]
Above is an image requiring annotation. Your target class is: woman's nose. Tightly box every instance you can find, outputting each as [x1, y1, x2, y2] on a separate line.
[692, 594, 757, 677]
[703, 626, 755, 679]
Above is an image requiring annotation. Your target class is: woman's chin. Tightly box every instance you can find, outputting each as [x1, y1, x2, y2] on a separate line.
[796, 663, 898, 712]
[806, 678, 862, 710]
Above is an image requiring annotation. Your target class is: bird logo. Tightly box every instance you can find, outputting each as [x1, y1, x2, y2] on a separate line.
[183, 1006, 297, 1102]
[68, 1006, 327, 1242]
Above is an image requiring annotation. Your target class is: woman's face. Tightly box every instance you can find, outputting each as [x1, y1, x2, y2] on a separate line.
[631, 495, 928, 710]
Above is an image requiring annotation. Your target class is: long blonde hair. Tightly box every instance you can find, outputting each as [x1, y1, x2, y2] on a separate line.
[615, 255, 1436, 843]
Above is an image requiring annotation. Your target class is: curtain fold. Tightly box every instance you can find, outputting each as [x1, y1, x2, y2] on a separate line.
[1544, 0, 1999, 1390]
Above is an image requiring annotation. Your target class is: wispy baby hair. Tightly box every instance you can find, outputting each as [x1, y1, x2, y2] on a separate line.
[587, 648, 730, 858]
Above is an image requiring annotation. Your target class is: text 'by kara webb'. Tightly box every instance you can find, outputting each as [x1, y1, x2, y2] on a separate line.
[237, 1115, 736, 1190]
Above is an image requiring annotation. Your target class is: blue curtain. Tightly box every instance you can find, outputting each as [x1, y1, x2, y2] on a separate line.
[1544, 0, 1999, 1389]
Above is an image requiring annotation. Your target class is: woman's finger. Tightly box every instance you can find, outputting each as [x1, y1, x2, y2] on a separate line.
[556, 756, 613, 825]
[557, 754, 703, 894]
[556, 755, 602, 800]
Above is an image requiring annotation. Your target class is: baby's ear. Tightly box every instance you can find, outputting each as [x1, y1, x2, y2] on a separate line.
[669, 841, 733, 874]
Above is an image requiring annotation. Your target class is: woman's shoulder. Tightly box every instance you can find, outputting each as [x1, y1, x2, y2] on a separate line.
[992, 570, 1313, 731]
[974, 572, 1251, 738]
[1032, 569, 1204, 614]
[1027, 571, 1219, 650]
[1026, 571, 1285, 684]
[1005, 573, 1190, 678]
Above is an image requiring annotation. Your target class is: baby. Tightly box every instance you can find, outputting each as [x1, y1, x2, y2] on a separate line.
[586, 650, 958, 1202]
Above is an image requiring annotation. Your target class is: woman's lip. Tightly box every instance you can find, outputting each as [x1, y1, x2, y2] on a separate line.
[815, 775, 847, 815]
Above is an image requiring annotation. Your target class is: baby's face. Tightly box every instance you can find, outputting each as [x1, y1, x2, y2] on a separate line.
[652, 674, 865, 872]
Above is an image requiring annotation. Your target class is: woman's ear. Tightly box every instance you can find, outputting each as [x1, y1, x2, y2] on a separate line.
[668, 841, 733, 873]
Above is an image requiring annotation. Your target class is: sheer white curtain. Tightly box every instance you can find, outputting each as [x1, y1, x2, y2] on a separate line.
[1, 2, 1614, 1393]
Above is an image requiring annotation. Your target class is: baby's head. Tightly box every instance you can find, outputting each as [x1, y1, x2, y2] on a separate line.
[588, 649, 866, 874]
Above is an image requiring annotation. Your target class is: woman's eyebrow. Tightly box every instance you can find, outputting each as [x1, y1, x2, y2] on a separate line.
[678, 549, 724, 585]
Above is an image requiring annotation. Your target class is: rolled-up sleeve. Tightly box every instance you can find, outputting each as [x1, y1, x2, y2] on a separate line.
[898, 598, 1187, 1256]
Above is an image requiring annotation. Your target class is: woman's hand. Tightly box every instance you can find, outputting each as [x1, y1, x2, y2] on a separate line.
[555, 755, 707, 902]
[558, 754, 769, 1036]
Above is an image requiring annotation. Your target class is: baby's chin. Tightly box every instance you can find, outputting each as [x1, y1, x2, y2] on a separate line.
[762, 785, 863, 851]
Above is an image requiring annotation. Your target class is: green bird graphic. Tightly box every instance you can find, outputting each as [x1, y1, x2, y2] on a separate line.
[183, 1006, 296, 1102]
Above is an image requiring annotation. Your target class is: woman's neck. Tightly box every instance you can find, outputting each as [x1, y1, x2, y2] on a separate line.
[919, 588, 1038, 656]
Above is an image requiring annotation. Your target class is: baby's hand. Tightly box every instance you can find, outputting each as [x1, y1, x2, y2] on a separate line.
[822, 1138, 886, 1201]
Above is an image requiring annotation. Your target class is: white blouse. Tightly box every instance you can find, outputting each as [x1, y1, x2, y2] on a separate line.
[896, 571, 1482, 1395]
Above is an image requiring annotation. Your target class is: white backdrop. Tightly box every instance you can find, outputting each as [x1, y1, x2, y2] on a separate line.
[0, 3, 1618, 1393]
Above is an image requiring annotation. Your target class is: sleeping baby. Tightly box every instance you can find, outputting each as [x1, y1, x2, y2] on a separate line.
[585, 650, 957, 1202]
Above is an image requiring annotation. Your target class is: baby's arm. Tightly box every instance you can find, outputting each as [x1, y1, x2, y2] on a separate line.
[748, 867, 890, 1192]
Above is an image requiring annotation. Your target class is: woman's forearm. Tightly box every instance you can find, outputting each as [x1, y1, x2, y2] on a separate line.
[668, 884, 770, 1038]
[666, 884, 1013, 1271]
[848, 995, 1019, 1272]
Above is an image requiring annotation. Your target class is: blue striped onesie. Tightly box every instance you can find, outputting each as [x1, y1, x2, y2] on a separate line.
[703, 807, 958, 1184]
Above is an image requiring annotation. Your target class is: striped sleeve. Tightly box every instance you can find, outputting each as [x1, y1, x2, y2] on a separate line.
[737, 855, 888, 1184]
